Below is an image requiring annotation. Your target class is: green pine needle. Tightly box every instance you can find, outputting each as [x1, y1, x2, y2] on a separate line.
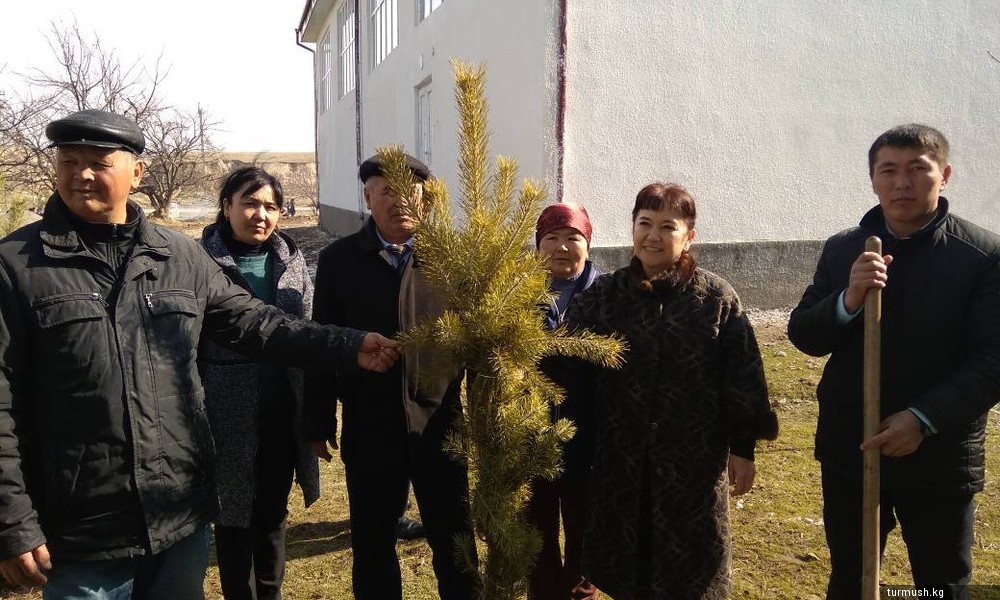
[377, 59, 624, 600]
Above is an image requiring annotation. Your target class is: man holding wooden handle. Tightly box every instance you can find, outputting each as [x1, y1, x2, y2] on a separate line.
[788, 124, 1000, 599]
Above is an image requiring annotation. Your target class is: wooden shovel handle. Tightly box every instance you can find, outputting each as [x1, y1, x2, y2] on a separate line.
[862, 235, 882, 599]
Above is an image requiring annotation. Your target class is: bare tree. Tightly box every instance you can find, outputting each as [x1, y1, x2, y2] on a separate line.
[137, 105, 219, 217]
[280, 163, 318, 214]
[251, 150, 273, 166]
[0, 89, 57, 203]
[0, 19, 218, 216]
[25, 20, 166, 121]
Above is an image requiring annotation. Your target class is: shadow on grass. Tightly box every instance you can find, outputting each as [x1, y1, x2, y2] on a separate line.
[285, 519, 353, 560]
[205, 519, 353, 568]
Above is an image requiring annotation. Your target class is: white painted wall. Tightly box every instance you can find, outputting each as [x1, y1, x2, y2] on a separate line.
[306, 0, 558, 231]
[564, 0, 1000, 246]
[303, 1, 365, 219]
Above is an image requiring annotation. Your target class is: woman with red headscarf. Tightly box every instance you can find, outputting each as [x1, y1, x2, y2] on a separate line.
[526, 202, 600, 600]
[566, 183, 778, 600]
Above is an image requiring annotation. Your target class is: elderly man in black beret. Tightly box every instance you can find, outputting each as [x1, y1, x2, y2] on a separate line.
[304, 154, 477, 600]
[0, 110, 399, 598]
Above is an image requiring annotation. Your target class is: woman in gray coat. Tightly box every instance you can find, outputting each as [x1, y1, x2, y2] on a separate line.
[199, 167, 320, 600]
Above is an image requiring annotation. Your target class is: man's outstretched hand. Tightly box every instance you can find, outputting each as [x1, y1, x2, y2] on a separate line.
[357, 332, 400, 372]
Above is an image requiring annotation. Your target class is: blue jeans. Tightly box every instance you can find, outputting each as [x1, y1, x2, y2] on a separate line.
[43, 525, 210, 600]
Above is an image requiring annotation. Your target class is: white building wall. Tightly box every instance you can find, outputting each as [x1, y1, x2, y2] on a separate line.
[320, 67, 363, 216]
[305, 2, 365, 220]
[360, 0, 558, 211]
[564, 1, 1000, 246]
[307, 0, 558, 230]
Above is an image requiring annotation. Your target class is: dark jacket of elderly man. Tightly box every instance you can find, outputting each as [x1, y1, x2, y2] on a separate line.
[0, 110, 396, 598]
[304, 154, 476, 600]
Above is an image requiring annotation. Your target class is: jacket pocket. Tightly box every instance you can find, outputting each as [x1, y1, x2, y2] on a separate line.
[32, 292, 110, 368]
[141, 289, 201, 394]
[143, 289, 199, 317]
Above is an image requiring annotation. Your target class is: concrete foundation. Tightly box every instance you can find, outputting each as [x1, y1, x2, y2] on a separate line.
[318, 204, 366, 239]
[319, 206, 825, 309]
[589, 240, 826, 310]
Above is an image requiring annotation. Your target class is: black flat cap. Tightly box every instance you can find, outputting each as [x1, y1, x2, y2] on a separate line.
[46, 109, 145, 155]
[359, 153, 430, 183]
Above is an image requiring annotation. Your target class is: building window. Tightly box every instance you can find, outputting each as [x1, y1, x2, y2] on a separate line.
[416, 80, 432, 166]
[369, 0, 398, 69]
[419, 0, 444, 21]
[320, 28, 333, 112]
[338, 2, 356, 98]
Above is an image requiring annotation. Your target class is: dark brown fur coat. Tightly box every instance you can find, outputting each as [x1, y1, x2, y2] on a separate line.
[567, 262, 777, 600]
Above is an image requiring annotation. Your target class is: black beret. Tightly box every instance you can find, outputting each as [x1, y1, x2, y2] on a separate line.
[46, 109, 145, 155]
[359, 153, 430, 183]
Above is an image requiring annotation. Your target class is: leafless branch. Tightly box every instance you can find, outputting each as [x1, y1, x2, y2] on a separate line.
[1, 18, 216, 212]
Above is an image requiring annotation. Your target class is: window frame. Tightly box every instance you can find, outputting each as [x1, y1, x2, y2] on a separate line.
[319, 28, 333, 112]
[415, 79, 433, 167]
[418, 0, 444, 21]
[337, 2, 357, 98]
[369, 0, 398, 70]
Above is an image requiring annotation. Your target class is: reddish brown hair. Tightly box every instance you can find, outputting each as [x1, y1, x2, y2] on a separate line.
[630, 182, 697, 287]
[632, 182, 697, 227]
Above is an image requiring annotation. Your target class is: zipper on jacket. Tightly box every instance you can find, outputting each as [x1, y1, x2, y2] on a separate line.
[95, 292, 110, 312]
[33, 291, 106, 309]
[121, 288, 155, 548]
[144, 293, 153, 310]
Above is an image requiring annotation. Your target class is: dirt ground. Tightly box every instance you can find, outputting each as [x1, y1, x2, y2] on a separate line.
[153, 214, 329, 249]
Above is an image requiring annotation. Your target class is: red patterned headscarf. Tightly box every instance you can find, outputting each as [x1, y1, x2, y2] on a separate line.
[535, 202, 593, 248]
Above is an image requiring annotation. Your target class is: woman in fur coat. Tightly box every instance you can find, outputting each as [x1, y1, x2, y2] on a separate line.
[567, 183, 778, 600]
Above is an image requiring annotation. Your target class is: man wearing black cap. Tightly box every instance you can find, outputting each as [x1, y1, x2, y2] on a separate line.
[0, 110, 399, 598]
[305, 154, 476, 600]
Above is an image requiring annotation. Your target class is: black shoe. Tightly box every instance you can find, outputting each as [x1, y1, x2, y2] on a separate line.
[396, 516, 426, 540]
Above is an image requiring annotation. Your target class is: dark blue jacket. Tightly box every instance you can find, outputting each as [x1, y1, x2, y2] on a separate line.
[540, 260, 601, 477]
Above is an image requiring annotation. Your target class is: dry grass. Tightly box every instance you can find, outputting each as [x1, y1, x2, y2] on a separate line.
[734, 340, 1000, 599]
[1, 226, 998, 598]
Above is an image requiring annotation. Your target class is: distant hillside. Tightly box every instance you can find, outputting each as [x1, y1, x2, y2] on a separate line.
[219, 152, 315, 164]
[179, 152, 317, 205]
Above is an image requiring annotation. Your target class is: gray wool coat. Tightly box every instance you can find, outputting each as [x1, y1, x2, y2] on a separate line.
[198, 223, 321, 527]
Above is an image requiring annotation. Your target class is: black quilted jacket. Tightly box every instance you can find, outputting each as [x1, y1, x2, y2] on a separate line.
[788, 198, 1000, 493]
[0, 195, 364, 561]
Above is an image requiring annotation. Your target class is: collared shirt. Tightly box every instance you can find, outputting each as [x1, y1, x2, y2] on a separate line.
[374, 228, 414, 270]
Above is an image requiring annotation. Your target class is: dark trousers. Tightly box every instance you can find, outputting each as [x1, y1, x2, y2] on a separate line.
[215, 416, 297, 600]
[821, 465, 974, 600]
[525, 474, 598, 600]
[344, 436, 477, 600]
